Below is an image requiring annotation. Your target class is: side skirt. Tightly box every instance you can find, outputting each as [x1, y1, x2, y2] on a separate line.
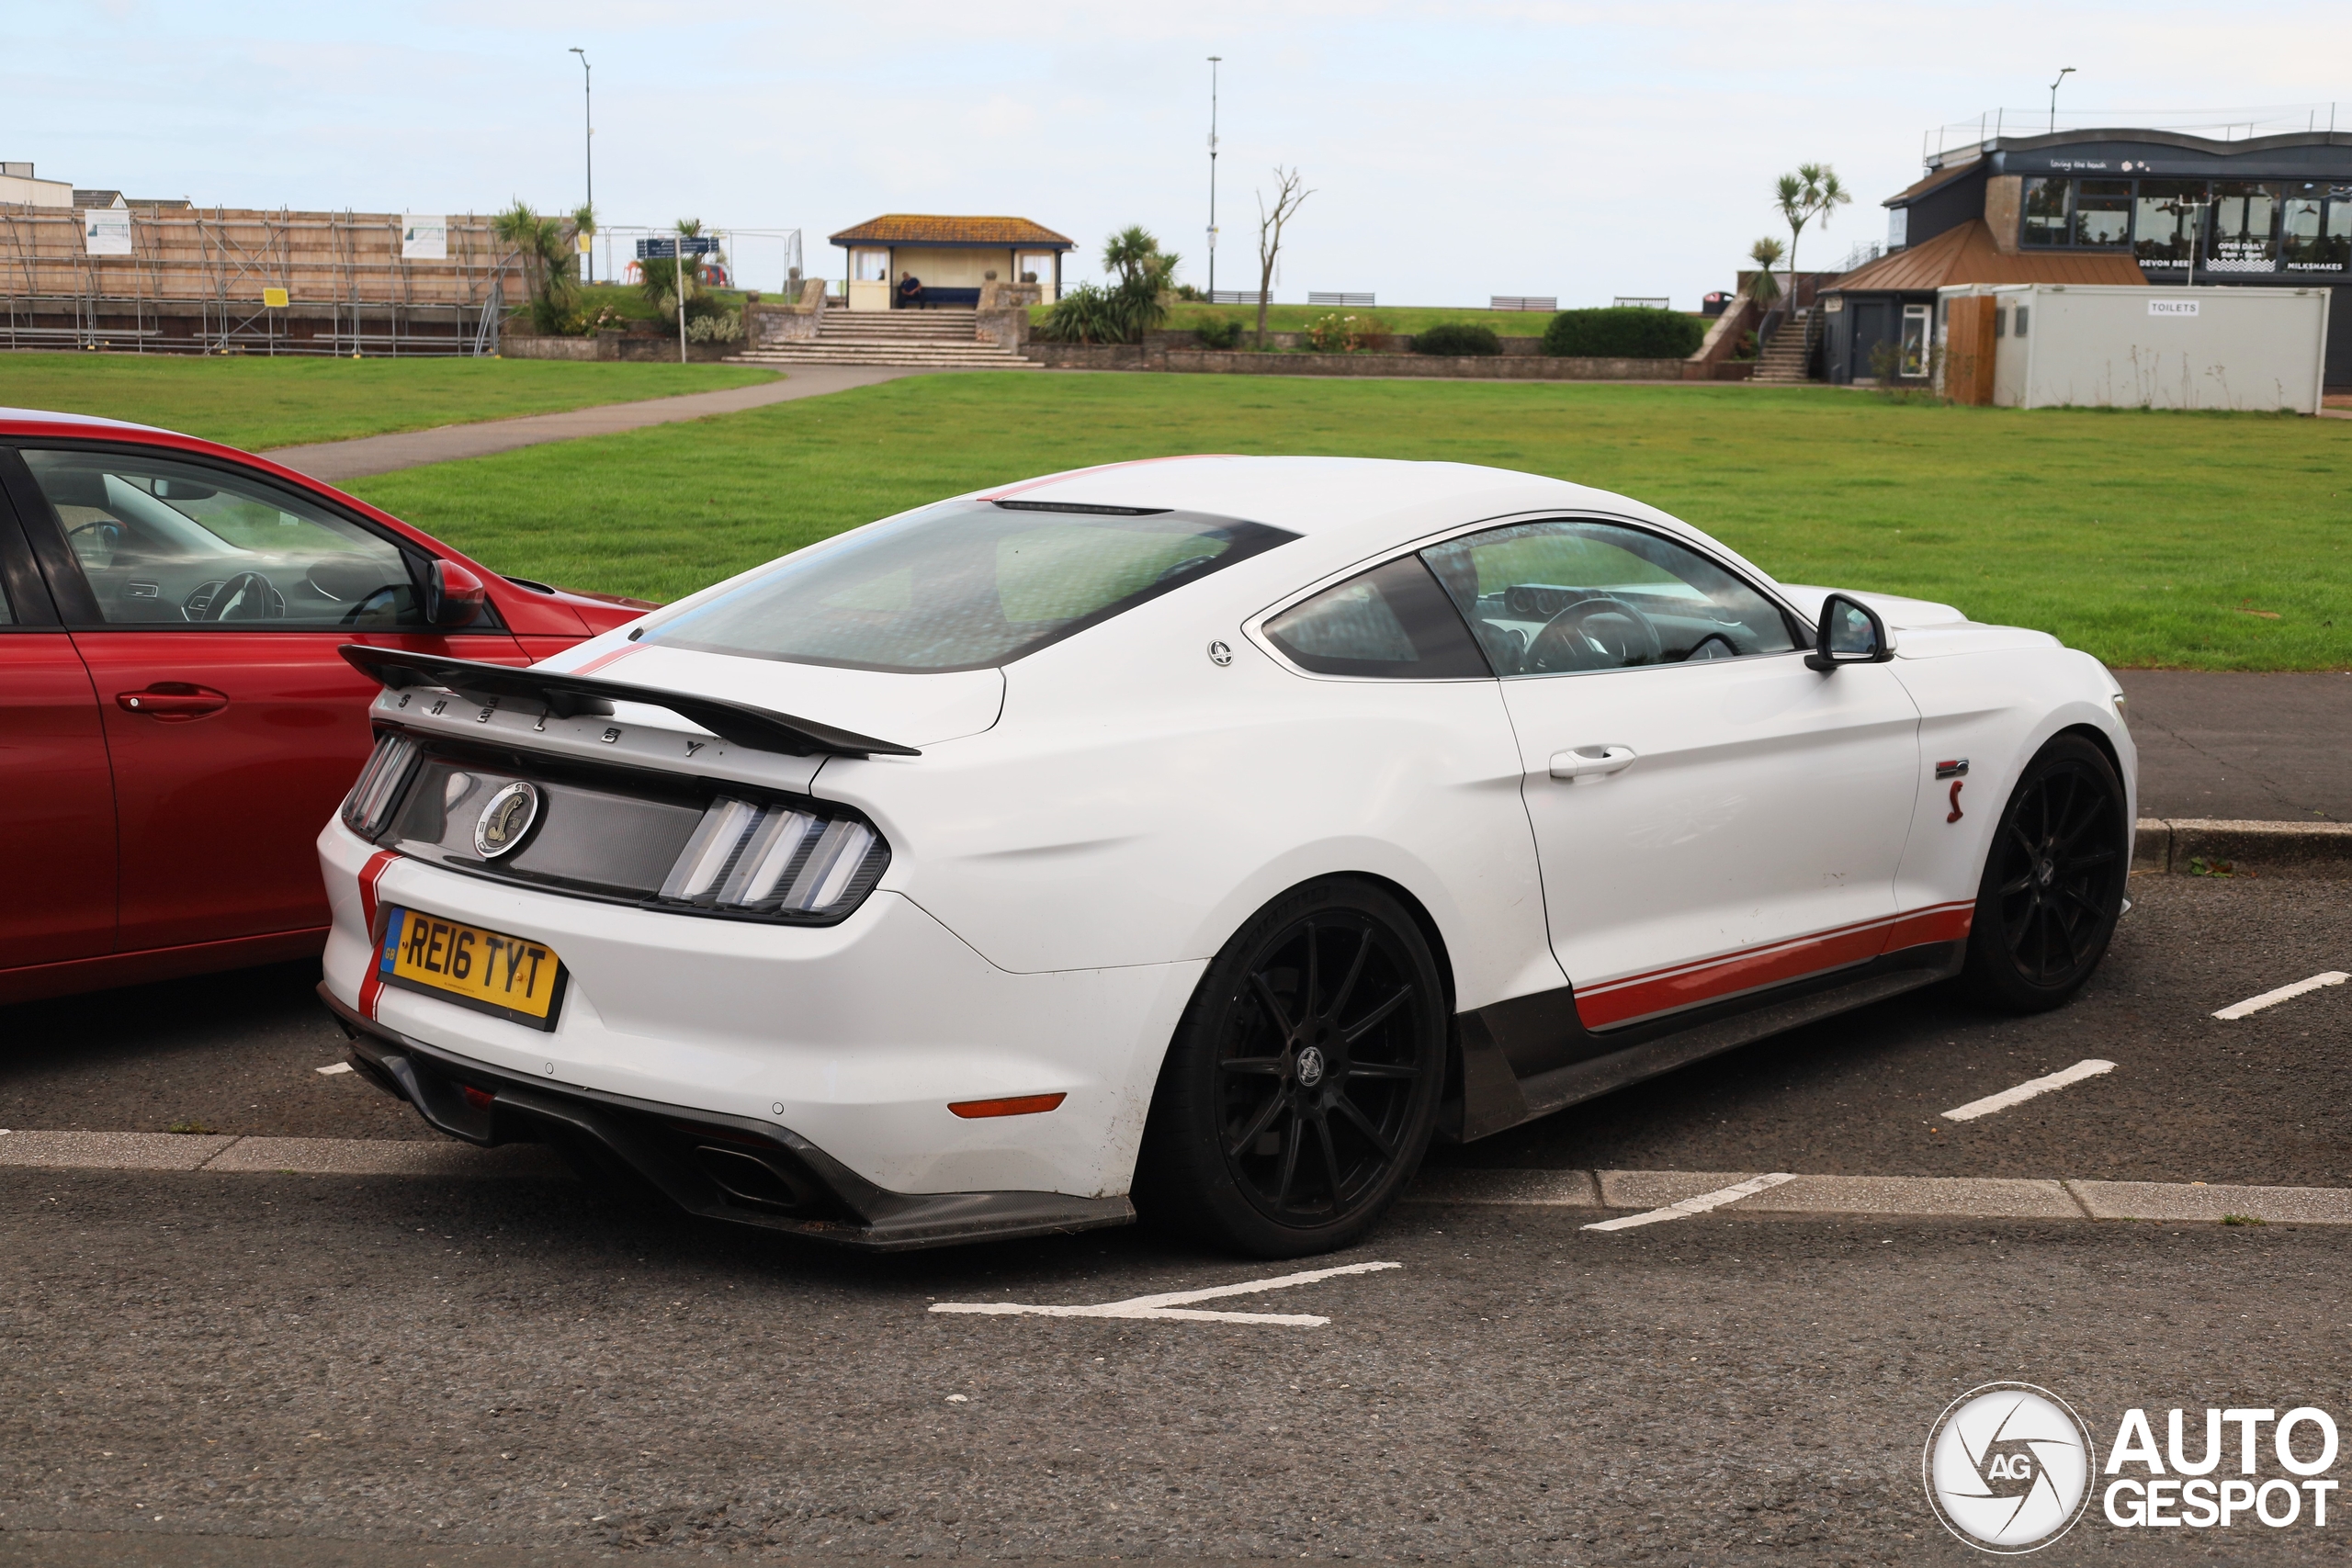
[1442, 942, 1966, 1142]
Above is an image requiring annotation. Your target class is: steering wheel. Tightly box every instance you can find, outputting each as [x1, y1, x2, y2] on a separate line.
[189, 570, 284, 622]
[1525, 594, 1663, 672]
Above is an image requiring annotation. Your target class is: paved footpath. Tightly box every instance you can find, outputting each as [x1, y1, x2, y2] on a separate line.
[262, 367, 927, 483]
[2118, 670, 2352, 823]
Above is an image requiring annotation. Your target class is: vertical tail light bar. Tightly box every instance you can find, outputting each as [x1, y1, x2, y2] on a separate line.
[657, 796, 889, 922]
[343, 733, 421, 837]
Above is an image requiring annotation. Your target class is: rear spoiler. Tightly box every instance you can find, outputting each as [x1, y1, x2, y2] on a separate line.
[338, 646, 920, 759]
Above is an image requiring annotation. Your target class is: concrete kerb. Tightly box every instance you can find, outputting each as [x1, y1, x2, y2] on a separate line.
[10, 1133, 2352, 1227]
[2132, 817, 2352, 875]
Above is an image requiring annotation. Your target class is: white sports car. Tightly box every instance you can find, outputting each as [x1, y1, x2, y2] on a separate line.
[318, 457, 2134, 1257]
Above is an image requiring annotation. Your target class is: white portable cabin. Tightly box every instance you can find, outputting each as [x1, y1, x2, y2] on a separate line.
[1936, 283, 2330, 413]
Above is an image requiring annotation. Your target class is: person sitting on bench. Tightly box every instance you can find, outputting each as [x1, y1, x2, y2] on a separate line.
[897, 271, 925, 309]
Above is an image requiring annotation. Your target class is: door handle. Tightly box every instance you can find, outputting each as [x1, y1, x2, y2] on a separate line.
[117, 684, 230, 720]
[1549, 744, 1638, 783]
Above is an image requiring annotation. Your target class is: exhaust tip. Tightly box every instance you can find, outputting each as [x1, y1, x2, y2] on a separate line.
[691, 1144, 825, 1214]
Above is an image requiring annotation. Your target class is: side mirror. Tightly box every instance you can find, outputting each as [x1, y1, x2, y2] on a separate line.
[424, 559, 487, 627]
[1805, 592, 1894, 672]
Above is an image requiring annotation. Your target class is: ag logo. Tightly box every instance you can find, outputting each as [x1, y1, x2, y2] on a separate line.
[1924, 1382, 2096, 1553]
[474, 782, 541, 859]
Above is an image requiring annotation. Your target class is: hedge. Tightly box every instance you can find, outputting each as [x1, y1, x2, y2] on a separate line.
[1541, 307, 1703, 359]
[1410, 322, 1501, 356]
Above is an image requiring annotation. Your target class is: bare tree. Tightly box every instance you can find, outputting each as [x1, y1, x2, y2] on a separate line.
[1253, 167, 1312, 348]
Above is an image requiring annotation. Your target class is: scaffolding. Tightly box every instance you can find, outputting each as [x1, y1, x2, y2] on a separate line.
[0, 205, 525, 355]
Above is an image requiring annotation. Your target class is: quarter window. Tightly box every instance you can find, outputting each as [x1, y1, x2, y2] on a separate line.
[1418, 520, 1800, 676]
[20, 447, 428, 628]
[1261, 556, 1490, 680]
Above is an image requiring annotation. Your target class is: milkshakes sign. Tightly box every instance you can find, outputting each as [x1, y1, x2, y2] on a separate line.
[1925, 1383, 2341, 1552]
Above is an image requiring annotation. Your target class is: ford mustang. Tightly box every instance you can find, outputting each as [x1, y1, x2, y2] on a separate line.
[318, 457, 2133, 1256]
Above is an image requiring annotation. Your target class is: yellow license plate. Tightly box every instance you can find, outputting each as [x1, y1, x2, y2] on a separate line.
[379, 906, 567, 1032]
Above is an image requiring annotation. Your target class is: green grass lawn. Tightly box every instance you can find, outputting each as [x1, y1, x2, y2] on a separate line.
[0, 352, 776, 452]
[345, 375, 2352, 671]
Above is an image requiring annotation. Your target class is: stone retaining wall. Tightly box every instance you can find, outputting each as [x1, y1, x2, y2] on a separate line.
[501, 330, 739, 364]
[1019, 341, 1691, 379]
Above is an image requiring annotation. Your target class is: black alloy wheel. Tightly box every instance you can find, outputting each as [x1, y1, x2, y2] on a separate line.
[1136, 878, 1446, 1258]
[1959, 733, 2127, 1012]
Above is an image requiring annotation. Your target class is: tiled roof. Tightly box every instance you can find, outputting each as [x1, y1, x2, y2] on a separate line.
[829, 214, 1074, 249]
[1827, 220, 2147, 292]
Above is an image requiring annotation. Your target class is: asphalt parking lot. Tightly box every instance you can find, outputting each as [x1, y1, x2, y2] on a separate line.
[5, 867, 2350, 1563]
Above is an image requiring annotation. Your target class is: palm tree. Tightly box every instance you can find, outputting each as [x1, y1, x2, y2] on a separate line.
[1774, 164, 1851, 304]
[492, 199, 580, 333]
[1747, 237, 1785, 308]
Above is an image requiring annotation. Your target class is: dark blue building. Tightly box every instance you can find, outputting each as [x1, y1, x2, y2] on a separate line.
[1822, 127, 2351, 389]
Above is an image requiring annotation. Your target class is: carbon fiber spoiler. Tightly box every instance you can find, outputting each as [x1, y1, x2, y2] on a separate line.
[338, 646, 920, 759]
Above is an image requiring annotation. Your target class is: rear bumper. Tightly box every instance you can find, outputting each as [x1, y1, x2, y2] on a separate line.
[322, 985, 1135, 1251]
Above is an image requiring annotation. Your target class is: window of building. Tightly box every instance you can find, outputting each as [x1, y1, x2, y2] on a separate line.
[2133, 181, 2207, 270]
[1899, 304, 1931, 378]
[1261, 556, 1490, 680]
[851, 249, 888, 283]
[1418, 520, 1799, 676]
[2021, 178, 2070, 247]
[2281, 188, 2352, 272]
[2073, 179, 2132, 246]
[2208, 182, 2280, 271]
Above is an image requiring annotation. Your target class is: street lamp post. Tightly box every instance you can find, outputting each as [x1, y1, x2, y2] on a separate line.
[1206, 56, 1221, 300]
[2047, 66, 2075, 135]
[570, 47, 593, 283]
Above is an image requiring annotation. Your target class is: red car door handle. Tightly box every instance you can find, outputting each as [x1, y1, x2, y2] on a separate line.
[117, 685, 230, 720]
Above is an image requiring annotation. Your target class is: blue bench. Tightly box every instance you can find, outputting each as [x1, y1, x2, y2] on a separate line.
[898, 286, 981, 309]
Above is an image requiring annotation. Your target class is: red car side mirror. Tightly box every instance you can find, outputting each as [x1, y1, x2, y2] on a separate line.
[424, 559, 487, 627]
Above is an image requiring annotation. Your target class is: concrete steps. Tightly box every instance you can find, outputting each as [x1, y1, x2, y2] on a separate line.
[1751, 310, 1819, 384]
[730, 308, 1039, 368]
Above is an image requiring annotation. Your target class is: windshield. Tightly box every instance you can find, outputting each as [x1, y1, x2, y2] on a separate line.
[646, 501, 1296, 672]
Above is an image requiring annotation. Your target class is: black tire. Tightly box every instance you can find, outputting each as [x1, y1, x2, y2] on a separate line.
[1134, 878, 1447, 1258]
[1956, 733, 2128, 1012]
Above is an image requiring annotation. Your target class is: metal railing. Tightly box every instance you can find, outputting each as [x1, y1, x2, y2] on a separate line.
[1924, 102, 2346, 164]
[1307, 291, 1374, 307]
[1489, 296, 1556, 311]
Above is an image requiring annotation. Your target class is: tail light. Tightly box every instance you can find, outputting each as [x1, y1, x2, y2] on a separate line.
[656, 795, 888, 920]
[343, 732, 421, 836]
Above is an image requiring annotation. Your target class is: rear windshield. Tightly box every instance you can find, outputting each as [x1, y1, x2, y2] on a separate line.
[646, 501, 1295, 672]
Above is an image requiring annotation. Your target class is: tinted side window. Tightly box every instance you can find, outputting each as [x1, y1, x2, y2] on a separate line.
[1419, 519, 1800, 675]
[1262, 556, 1492, 679]
[21, 447, 425, 628]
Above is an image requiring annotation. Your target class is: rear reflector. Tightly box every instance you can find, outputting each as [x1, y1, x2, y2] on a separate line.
[947, 1093, 1067, 1119]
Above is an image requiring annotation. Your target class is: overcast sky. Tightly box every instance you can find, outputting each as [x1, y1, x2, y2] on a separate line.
[8, 1, 2350, 310]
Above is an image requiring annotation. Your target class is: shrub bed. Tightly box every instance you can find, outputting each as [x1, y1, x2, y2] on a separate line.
[1411, 322, 1501, 356]
[1542, 307, 1703, 358]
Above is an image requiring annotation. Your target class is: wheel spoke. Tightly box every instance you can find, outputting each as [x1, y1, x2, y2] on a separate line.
[1340, 986, 1411, 1044]
[1331, 1092, 1396, 1161]
[2007, 821, 2039, 861]
[1249, 972, 1295, 1037]
[1226, 1090, 1289, 1161]
[1219, 1055, 1286, 1077]
[1346, 1060, 1419, 1080]
[1998, 871, 2035, 897]
[1326, 926, 1373, 1021]
[1272, 1110, 1303, 1203]
[2059, 847, 2117, 874]
[1303, 920, 1320, 1023]
[1313, 1110, 1345, 1201]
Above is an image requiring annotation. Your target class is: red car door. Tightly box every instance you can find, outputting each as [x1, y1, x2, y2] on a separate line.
[6, 442, 527, 955]
[0, 489, 117, 970]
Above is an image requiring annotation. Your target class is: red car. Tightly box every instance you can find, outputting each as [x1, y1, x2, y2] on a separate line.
[0, 408, 649, 1004]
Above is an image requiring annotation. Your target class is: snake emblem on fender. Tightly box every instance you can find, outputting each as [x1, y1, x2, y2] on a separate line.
[1934, 759, 1970, 824]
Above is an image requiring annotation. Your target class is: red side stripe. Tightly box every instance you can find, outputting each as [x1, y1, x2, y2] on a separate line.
[568, 643, 641, 677]
[1573, 900, 1977, 1032]
[354, 851, 399, 1021]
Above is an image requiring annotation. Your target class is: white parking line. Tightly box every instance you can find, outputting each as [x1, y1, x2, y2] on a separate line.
[929, 1259, 1401, 1327]
[2214, 971, 2348, 1021]
[1941, 1058, 2115, 1122]
[1582, 1172, 1796, 1232]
